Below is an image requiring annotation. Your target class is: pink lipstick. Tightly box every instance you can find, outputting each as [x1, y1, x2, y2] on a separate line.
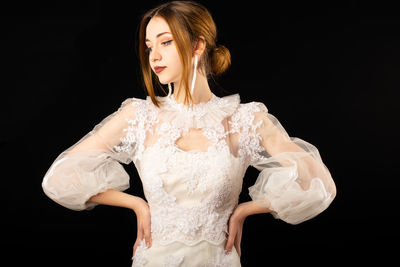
[154, 66, 166, 74]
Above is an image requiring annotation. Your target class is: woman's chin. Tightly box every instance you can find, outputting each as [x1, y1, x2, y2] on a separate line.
[158, 78, 174, 85]
[157, 77, 168, 85]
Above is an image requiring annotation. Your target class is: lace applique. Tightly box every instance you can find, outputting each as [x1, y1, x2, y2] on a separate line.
[141, 145, 242, 246]
[174, 145, 230, 195]
[119, 95, 257, 247]
[131, 239, 184, 267]
[114, 99, 159, 162]
[155, 93, 240, 132]
[161, 254, 185, 267]
[178, 151, 216, 195]
[201, 247, 238, 267]
[165, 126, 231, 195]
[131, 239, 233, 267]
[229, 102, 267, 164]
[202, 123, 228, 150]
[131, 239, 149, 267]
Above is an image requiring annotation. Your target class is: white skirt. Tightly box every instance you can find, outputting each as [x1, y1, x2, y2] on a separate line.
[131, 238, 241, 267]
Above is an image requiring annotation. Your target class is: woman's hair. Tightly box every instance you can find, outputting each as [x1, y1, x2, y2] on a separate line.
[138, 0, 231, 107]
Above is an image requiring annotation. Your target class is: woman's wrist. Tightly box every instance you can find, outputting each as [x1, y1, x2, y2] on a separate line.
[129, 195, 147, 213]
[88, 189, 146, 212]
[235, 201, 271, 219]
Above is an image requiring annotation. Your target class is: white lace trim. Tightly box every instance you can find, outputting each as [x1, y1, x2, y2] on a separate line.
[161, 254, 185, 267]
[200, 247, 238, 267]
[149, 93, 240, 132]
[131, 239, 149, 267]
[131, 239, 236, 267]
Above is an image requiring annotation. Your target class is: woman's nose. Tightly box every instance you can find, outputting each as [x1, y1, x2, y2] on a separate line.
[150, 47, 161, 62]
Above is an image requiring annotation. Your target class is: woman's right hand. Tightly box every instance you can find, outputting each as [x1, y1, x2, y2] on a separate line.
[132, 198, 152, 258]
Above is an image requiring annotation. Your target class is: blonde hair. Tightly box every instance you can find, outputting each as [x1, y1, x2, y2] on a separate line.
[138, 0, 231, 107]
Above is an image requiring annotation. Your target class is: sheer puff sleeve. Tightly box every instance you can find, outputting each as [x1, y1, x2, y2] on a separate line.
[42, 97, 142, 211]
[243, 102, 336, 224]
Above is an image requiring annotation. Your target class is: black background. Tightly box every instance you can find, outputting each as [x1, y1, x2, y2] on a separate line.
[3, 0, 399, 266]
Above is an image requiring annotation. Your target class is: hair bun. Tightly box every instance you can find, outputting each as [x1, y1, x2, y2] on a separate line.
[210, 44, 231, 76]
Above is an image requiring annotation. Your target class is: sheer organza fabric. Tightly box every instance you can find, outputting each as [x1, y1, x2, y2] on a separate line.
[42, 92, 336, 266]
[248, 105, 336, 224]
[42, 98, 136, 211]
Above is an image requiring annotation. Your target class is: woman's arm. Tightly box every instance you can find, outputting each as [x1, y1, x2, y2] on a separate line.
[235, 201, 272, 218]
[42, 97, 142, 211]
[243, 102, 336, 224]
[88, 189, 147, 213]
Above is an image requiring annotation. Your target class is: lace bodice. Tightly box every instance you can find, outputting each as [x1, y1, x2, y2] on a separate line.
[42, 92, 336, 247]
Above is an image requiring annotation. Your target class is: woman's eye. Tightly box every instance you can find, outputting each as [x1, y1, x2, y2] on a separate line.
[162, 40, 173, 46]
[145, 40, 172, 53]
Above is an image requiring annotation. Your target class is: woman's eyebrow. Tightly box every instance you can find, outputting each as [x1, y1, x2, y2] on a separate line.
[145, 32, 171, 42]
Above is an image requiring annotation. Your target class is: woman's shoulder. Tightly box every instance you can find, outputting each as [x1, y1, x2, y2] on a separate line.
[235, 98, 269, 115]
[111, 96, 150, 118]
[117, 95, 150, 110]
[121, 95, 147, 105]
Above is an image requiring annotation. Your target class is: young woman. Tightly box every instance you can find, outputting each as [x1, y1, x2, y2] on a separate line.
[42, 1, 336, 266]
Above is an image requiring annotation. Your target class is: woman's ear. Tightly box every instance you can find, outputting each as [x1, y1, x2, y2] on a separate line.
[193, 36, 206, 57]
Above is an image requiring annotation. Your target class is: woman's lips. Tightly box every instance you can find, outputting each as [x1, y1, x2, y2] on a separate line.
[154, 66, 166, 74]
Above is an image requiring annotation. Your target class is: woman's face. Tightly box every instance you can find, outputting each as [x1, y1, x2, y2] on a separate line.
[145, 16, 182, 85]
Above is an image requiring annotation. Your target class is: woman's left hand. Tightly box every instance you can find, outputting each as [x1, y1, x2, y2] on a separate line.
[224, 207, 246, 257]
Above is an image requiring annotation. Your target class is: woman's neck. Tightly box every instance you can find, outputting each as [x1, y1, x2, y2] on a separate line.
[173, 72, 212, 106]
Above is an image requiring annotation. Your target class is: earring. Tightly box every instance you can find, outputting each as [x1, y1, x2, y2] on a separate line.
[168, 83, 172, 97]
[190, 55, 198, 95]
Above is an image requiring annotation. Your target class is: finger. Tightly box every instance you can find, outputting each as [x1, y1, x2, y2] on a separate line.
[235, 224, 243, 256]
[234, 235, 241, 257]
[143, 223, 152, 248]
[137, 228, 144, 244]
[132, 234, 144, 257]
[141, 213, 151, 247]
[134, 227, 144, 256]
[225, 226, 237, 252]
[234, 227, 242, 249]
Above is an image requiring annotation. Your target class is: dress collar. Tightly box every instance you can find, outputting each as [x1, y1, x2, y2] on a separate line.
[146, 92, 241, 131]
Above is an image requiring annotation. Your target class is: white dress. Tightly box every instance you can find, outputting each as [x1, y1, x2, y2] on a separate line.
[42, 92, 336, 267]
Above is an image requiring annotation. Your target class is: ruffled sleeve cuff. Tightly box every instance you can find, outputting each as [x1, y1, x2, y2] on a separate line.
[238, 101, 336, 224]
[41, 97, 142, 211]
[248, 153, 334, 224]
[42, 150, 130, 211]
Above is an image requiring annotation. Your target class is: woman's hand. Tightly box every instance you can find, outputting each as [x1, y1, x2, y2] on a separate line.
[132, 198, 152, 258]
[224, 206, 246, 257]
[224, 201, 271, 257]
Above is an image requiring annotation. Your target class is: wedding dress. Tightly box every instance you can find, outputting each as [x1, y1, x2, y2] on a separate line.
[42, 92, 336, 266]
